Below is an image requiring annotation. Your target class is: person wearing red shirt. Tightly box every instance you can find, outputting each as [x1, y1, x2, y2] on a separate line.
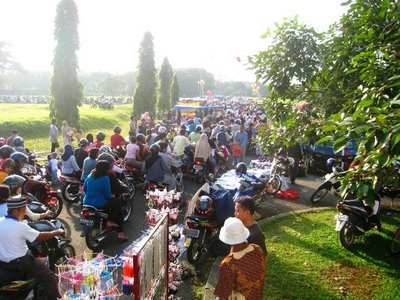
[110, 126, 126, 149]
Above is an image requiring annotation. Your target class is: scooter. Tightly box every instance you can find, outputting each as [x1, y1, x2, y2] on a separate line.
[334, 192, 381, 249]
[232, 173, 267, 207]
[25, 180, 64, 217]
[27, 219, 75, 271]
[310, 158, 343, 204]
[59, 174, 83, 204]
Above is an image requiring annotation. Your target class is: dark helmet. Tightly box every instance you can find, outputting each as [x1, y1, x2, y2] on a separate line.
[10, 152, 29, 167]
[12, 136, 24, 147]
[79, 138, 89, 147]
[236, 162, 247, 174]
[113, 125, 122, 134]
[99, 145, 112, 154]
[96, 131, 106, 141]
[327, 158, 336, 168]
[0, 145, 16, 159]
[149, 144, 160, 155]
[136, 133, 145, 143]
[3, 174, 26, 189]
[97, 153, 116, 165]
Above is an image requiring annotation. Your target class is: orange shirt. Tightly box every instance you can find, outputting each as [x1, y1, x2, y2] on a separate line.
[231, 144, 241, 157]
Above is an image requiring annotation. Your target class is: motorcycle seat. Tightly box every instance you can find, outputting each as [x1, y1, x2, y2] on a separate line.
[124, 164, 140, 173]
[60, 175, 81, 184]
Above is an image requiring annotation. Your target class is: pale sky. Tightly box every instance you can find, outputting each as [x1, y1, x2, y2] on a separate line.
[0, 0, 347, 82]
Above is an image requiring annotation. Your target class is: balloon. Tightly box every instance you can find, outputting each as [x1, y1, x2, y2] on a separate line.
[206, 90, 212, 97]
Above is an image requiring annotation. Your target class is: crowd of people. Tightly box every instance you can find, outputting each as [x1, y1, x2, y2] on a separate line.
[0, 100, 272, 299]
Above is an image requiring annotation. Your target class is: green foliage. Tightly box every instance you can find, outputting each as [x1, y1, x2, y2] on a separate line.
[170, 73, 180, 108]
[98, 75, 127, 96]
[262, 209, 400, 299]
[133, 32, 157, 115]
[50, 0, 83, 128]
[157, 57, 173, 112]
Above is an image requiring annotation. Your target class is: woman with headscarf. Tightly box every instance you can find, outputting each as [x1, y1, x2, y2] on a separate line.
[61, 144, 81, 178]
[61, 120, 74, 146]
[195, 133, 217, 176]
[143, 144, 170, 185]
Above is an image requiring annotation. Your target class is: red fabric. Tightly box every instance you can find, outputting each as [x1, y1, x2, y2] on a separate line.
[110, 134, 126, 149]
[274, 189, 299, 200]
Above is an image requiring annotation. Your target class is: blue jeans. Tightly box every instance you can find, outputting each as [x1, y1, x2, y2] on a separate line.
[232, 156, 240, 166]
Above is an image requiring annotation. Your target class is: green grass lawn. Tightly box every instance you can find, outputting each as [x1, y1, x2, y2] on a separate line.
[261, 209, 400, 300]
[0, 103, 133, 154]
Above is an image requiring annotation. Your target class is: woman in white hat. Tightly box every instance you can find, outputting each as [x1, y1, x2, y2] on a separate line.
[214, 217, 266, 300]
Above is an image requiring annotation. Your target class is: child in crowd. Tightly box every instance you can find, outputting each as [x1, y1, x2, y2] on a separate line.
[231, 139, 242, 166]
[48, 152, 59, 184]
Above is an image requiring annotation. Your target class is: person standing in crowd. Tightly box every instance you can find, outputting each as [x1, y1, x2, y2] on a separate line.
[49, 119, 59, 152]
[176, 109, 182, 126]
[214, 217, 266, 300]
[61, 120, 74, 146]
[6, 129, 19, 146]
[129, 114, 137, 139]
[233, 125, 248, 162]
[172, 129, 190, 157]
[234, 196, 267, 255]
[0, 195, 64, 300]
[288, 141, 303, 185]
[231, 139, 241, 167]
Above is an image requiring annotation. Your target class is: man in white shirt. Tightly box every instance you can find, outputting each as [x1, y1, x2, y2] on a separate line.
[0, 195, 64, 299]
[49, 118, 59, 152]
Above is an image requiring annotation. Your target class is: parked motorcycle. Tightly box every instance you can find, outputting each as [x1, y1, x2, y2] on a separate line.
[59, 174, 83, 204]
[80, 191, 133, 251]
[185, 195, 219, 264]
[28, 220, 75, 271]
[193, 157, 214, 184]
[264, 155, 294, 195]
[232, 174, 268, 207]
[25, 180, 64, 217]
[334, 192, 382, 249]
[310, 158, 343, 204]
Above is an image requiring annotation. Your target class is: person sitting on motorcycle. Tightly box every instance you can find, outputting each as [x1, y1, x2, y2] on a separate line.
[110, 125, 126, 150]
[155, 132, 173, 153]
[143, 144, 171, 188]
[195, 133, 217, 176]
[93, 131, 106, 148]
[136, 133, 149, 161]
[159, 142, 182, 190]
[82, 160, 128, 241]
[0, 158, 15, 184]
[2, 175, 52, 220]
[0, 145, 16, 163]
[81, 147, 99, 181]
[124, 136, 144, 169]
[11, 136, 27, 154]
[74, 138, 89, 169]
[216, 125, 231, 150]
[189, 125, 202, 144]
[61, 144, 81, 179]
[0, 185, 10, 217]
[0, 195, 64, 299]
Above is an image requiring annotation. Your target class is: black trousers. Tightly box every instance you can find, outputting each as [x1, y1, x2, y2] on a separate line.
[0, 254, 60, 299]
[50, 142, 58, 153]
[100, 197, 124, 233]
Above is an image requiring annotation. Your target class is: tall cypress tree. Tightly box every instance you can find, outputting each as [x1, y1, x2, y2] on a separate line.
[133, 32, 157, 115]
[50, 0, 82, 127]
[157, 57, 173, 113]
[170, 73, 180, 108]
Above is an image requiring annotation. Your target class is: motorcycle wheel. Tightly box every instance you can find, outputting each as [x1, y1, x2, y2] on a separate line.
[55, 244, 76, 266]
[265, 175, 281, 195]
[62, 183, 81, 203]
[339, 221, 356, 249]
[187, 231, 205, 264]
[85, 222, 102, 251]
[47, 195, 63, 217]
[121, 195, 133, 222]
[253, 192, 265, 207]
[127, 181, 136, 198]
[310, 181, 332, 204]
[390, 228, 400, 255]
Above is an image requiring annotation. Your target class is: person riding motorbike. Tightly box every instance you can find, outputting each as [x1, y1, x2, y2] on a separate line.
[61, 144, 81, 179]
[0, 158, 15, 184]
[0, 195, 64, 299]
[124, 136, 144, 170]
[11, 136, 27, 154]
[143, 144, 171, 188]
[158, 142, 182, 190]
[74, 138, 89, 169]
[81, 147, 99, 181]
[195, 133, 217, 176]
[93, 131, 106, 148]
[2, 175, 52, 220]
[82, 160, 128, 241]
[110, 125, 126, 149]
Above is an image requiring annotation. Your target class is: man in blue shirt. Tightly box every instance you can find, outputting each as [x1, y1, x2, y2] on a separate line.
[233, 125, 248, 162]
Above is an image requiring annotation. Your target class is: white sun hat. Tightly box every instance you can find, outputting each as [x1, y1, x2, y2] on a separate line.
[219, 217, 250, 245]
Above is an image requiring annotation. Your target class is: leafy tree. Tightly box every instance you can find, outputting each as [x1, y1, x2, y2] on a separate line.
[0, 41, 24, 74]
[170, 73, 180, 108]
[250, 17, 324, 152]
[157, 57, 173, 112]
[50, 0, 83, 127]
[176, 68, 215, 97]
[98, 75, 127, 96]
[133, 32, 157, 115]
